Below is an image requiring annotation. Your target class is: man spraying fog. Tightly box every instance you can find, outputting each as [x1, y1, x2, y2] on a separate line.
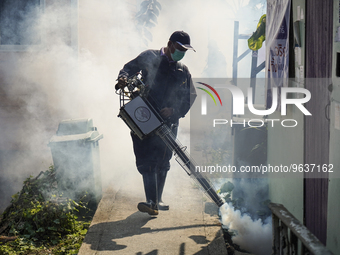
[116, 31, 197, 215]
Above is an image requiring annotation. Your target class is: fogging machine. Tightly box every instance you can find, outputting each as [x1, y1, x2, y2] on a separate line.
[116, 72, 224, 207]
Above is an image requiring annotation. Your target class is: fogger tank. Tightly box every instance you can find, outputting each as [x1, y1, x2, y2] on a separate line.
[117, 72, 224, 207]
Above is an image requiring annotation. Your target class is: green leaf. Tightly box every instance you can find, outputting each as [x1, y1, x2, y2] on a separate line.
[140, 0, 151, 8]
[147, 10, 157, 23]
[145, 21, 156, 29]
[151, 5, 159, 16]
[80, 229, 88, 235]
[36, 227, 45, 233]
[11, 193, 19, 200]
[220, 181, 235, 193]
[48, 226, 58, 231]
[143, 28, 153, 41]
[154, 0, 162, 10]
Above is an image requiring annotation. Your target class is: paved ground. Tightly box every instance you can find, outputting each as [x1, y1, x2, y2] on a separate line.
[78, 165, 228, 255]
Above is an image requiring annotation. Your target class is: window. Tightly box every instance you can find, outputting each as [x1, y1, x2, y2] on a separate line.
[0, 0, 78, 51]
[0, 0, 43, 46]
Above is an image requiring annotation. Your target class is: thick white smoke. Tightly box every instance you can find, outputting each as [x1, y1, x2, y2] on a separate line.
[0, 1, 269, 252]
[220, 203, 272, 255]
[0, 0, 140, 210]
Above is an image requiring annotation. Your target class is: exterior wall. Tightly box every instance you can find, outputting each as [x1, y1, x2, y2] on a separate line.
[267, 108, 304, 222]
[304, 0, 333, 245]
[268, 0, 340, 251]
[0, 0, 78, 212]
[267, 0, 305, 223]
[327, 0, 340, 253]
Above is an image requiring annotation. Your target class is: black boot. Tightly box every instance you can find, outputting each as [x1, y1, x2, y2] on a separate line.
[157, 171, 169, 210]
[138, 172, 158, 215]
[137, 201, 158, 215]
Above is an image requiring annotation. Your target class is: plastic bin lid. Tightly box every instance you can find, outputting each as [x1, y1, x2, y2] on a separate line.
[57, 118, 94, 136]
[49, 131, 103, 144]
[48, 118, 103, 145]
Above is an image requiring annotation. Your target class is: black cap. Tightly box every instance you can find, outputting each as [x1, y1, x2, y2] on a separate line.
[169, 31, 196, 52]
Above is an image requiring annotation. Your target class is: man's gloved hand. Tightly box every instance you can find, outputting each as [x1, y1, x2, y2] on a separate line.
[160, 108, 174, 119]
[115, 77, 127, 90]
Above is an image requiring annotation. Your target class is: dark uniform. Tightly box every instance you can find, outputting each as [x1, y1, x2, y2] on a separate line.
[117, 31, 196, 215]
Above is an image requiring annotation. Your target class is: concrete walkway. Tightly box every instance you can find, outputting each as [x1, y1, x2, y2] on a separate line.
[78, 165, 228, 255]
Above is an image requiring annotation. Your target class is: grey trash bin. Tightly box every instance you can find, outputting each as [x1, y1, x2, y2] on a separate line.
[48, 118, 103, 208]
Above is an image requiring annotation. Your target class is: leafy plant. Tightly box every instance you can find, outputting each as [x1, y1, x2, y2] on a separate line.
[217, 181, 235, 203]
[218, 181, 271, 220]
[135, 0, 162, 46]
[0, 166, 93, 255]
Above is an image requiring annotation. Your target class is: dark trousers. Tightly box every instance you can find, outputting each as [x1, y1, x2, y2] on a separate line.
[131, 125, 177, 203]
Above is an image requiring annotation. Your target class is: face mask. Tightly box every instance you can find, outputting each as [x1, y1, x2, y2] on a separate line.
[170, 45, 186, 61]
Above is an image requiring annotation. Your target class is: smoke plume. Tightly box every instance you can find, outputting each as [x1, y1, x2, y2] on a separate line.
[0, 2, 269, 254]
[221, 202, 272, 255]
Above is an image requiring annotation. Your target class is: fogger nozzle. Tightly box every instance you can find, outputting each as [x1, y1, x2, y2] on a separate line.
[156, 125, 224, 207]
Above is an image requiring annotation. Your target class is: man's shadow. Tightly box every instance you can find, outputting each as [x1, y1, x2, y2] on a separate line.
[83, 211, 154, 251]
[83, 206, 221, 253]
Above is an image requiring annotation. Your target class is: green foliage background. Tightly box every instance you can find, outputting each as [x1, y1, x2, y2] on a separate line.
[0, 166, 93, 255]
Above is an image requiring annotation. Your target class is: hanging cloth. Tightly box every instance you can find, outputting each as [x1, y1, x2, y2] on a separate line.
[248, 14, 266, 51]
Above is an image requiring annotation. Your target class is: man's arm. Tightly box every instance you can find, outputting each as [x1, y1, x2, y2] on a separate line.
[171, 69, 197, 121]
[115, 50, 154, 90]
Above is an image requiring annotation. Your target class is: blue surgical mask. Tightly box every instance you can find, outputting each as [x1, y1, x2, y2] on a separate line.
[171, 46, 186, 61]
